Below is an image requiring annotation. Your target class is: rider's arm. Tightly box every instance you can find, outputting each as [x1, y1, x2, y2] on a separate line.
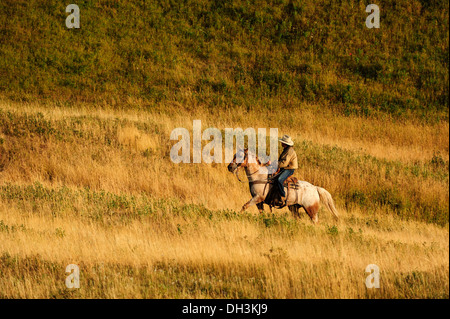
[278, 148, 293, 169]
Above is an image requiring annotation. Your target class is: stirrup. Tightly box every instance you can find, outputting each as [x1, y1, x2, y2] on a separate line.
[274, 197, 286, 208]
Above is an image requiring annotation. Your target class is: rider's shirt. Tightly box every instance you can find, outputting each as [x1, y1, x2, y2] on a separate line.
[278, 146, 298, 170]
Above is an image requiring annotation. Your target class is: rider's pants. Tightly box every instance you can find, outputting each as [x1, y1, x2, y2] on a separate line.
[277, 169, 295, 197]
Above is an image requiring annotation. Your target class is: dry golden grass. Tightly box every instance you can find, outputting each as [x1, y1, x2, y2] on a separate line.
[0, 196, 448, 298]
[0, 99, 448, 298]
[0, 99, 447, 212]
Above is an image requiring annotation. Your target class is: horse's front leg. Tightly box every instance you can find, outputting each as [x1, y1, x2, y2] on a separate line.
[256, 202, 265, 214]
[240, 195, 264, 213]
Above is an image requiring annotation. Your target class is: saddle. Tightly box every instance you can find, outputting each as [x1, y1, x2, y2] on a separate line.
[284, 176, 298, 188]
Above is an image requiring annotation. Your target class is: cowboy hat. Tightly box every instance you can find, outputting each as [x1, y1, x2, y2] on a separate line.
[279, 134, 294, 146]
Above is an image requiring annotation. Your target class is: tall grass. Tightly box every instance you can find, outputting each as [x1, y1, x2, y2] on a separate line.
[0, 182, 448, 298]
[0, 99, 448, 298]
[0, 0, 448, 299]
[0, 100, 448, 225]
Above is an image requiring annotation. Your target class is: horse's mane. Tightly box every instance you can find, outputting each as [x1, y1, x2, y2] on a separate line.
[244, 148, 262, 165]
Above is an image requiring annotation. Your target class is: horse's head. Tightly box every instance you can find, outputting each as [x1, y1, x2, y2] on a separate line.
[227, 148, 247, 173]
[227, 148, 261, 173]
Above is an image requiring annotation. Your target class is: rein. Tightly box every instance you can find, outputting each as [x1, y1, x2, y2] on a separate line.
[234, 166, 247, 183]
[234, 165, 274, 185]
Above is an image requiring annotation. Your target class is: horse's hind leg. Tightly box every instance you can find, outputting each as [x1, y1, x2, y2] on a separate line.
[289, 205, 302, 219]
[288, 205, 299, 219]
[295, 204, 302, 218]
[305, 202, 320, 224]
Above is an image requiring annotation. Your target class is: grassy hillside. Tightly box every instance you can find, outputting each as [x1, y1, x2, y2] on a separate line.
[0, 0, 448, 298]
[0, 100, 448, 225]
[0, 100, 448, 298]
[0, 0, 448, 120]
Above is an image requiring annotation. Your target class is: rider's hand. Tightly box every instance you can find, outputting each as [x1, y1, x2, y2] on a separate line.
[267, 160, 271, 165]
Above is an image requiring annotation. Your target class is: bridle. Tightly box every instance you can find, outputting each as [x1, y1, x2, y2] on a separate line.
[230, 151, 274, 186]
[234, 164, 261, 183]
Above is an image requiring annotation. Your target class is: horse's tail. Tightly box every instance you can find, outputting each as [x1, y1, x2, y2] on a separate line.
[316, 187, 339, 220]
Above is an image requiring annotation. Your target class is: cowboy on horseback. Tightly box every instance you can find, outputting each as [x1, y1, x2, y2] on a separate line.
[227, 145, 339, 223]
[273, 135, 298, 206]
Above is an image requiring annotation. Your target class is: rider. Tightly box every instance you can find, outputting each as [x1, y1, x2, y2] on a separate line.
[274, 135, 298, 205]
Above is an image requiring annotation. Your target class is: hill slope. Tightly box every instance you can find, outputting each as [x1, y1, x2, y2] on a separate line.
[0, 0, 448, 120]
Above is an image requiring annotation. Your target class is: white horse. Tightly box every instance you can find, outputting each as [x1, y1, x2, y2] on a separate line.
[227, 149, 339, 224]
